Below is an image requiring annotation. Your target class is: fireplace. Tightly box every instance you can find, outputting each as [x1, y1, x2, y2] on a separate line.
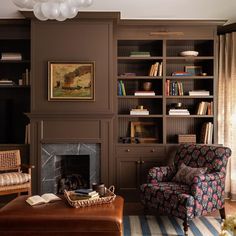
[41, 143, 100, 194]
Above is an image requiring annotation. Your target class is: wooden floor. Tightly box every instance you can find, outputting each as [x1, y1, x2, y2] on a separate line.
[124, 199, 236, 216]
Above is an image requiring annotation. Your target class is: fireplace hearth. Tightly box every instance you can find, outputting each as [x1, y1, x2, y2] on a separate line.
[41, 143, 100, 194]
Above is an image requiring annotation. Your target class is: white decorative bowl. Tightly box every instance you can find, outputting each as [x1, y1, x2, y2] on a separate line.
[180, 51, 199, 57]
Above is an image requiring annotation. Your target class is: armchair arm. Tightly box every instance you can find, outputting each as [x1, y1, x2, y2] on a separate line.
[147, 165, 176, 184]
[190, 172, 226, 199]
[192, 172, 225, 184]
[20, 164, 35, 176]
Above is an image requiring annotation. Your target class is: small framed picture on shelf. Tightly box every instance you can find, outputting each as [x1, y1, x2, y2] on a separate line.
[130, 121, 158, 143]
[185, 66, 202, 76]
[48, 61, 95, 101]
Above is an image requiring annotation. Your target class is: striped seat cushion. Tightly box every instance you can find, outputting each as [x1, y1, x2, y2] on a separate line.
[0, 172, 31, 186]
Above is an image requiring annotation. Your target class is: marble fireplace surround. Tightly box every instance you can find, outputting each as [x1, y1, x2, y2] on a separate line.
[41, 143, 100, 194]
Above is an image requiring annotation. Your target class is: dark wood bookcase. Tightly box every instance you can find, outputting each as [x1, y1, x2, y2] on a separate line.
[114, 22, 218, 200]
[0, 20, 30, 146]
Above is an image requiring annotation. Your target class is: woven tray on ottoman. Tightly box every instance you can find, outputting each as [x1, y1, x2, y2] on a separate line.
[64, 185, 116, 208]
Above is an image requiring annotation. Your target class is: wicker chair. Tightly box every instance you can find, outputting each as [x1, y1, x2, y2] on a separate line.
[0, 150, 33, 196]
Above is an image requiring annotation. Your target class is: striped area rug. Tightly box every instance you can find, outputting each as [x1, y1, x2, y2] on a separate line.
[123, 215, 221, 236]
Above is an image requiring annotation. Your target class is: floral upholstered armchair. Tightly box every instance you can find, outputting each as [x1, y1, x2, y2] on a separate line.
[140, 144, 231, 235]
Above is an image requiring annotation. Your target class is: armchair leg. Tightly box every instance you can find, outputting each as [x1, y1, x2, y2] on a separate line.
[219, 207, 226, 220]
[183, 219, 189, 236]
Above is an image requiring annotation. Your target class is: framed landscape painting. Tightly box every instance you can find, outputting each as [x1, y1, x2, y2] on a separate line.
[48, 61, 95, 101]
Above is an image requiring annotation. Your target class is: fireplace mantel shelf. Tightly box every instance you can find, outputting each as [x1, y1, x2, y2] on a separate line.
[26, 112, 115, 119]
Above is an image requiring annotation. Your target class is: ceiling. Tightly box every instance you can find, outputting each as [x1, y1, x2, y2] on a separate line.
[1, 0, 236, 25]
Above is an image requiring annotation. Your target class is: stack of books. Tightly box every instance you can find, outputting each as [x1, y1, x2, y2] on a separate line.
[130, 108, 149, 115]
[1, 52, 22, 61]
[134, 91, 155, 96]
[168, 109, 190, 115]
[189, 90, 210, 96]
[73, 189, 99, 200]
[172, 71, 191, 76]
[0, 79, 14, 86]
[130, 51, 151, 57]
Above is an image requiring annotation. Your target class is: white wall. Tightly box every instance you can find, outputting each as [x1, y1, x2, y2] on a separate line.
[1, 0, 236, 24]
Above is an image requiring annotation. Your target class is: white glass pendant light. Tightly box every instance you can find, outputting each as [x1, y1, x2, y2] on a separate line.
[12, 0, 94, 21]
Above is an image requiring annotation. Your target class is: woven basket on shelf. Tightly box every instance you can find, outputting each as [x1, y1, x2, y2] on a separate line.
[64, 185, 116, 208]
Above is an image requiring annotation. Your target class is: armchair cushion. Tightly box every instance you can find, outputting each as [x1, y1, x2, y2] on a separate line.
[0, 172, 31, 186]
[172, 163, 207, 184]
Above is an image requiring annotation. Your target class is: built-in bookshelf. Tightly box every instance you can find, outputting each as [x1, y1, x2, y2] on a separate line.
[0, 20, 30, 145]
[116, 39, 216, 145]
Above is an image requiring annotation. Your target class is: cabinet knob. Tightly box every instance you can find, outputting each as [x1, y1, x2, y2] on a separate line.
[141, 160, 145, 164]
[126, 149, 130, 152]
[151, 149, 155, 152]
[137, 161, 140, 164]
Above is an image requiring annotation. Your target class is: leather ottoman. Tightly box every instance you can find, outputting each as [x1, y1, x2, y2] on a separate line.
[0, 195, 124, 236]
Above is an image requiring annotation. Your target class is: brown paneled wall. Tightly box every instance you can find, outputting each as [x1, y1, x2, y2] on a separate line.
[28, 17, 115, 194]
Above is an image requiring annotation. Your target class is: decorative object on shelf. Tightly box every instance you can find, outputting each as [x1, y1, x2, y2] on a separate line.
[12, 0, 93, 21]
[185, 65, 203, 76]
[120, 137, 139, 144]
[178, 134, 196, 143]
[180, 51, 199, 57]
[143, 82, 152, 91]
[48, 61, 95, 101]
[130, 121, 158, 143]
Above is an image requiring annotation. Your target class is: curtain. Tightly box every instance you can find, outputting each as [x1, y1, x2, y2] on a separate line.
[218, 32, 236, 200]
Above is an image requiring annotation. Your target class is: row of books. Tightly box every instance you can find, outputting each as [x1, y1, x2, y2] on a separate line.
[149, 62, 163, 76]
[166, 80, 183, 96]
[118, 80, 126, 96]
[200, 122, 213, 144]
[197, 101, 213, 115]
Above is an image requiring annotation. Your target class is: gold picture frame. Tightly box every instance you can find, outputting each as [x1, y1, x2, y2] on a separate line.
[130, 121, 158, 143]
[185, 65, 202, 76]
[48, 61, 95, 101]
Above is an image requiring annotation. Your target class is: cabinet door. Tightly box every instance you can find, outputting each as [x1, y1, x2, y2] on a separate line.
[116, 157, 140, 201]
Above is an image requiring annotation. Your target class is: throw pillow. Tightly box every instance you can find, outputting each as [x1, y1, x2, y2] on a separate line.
[172, 163, 207, 184]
